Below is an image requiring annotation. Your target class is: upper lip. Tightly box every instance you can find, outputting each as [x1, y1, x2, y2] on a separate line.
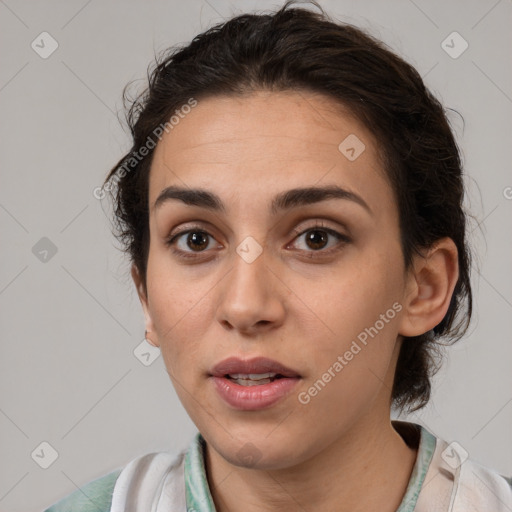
[210, 357, 301, 378]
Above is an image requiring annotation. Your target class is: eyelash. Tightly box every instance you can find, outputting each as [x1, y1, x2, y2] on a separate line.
[165, 222, 351, 260]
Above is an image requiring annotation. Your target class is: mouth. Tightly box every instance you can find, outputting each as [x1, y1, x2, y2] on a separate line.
[225, 372, 283, 386]
[210, 357, 301, 410]
[211, 356, 301, 378]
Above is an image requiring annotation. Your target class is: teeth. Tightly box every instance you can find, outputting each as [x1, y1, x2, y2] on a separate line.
[227, 373, 278, 386]
[233, 378, 272, 386]
[228, 373, 277, 380]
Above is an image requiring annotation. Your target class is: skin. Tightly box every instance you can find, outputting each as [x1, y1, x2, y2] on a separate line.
[132, 90, 459, 512]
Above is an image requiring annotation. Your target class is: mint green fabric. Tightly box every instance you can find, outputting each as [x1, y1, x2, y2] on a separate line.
[184, 433, 216, 511]
[44, 422, 436, 511]
[396, 425, 436, 512]
[44, 468, 122, 512]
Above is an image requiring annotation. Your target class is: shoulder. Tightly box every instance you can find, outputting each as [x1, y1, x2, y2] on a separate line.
[43, 468, 122, 512]
[456, 456, 512, 510]
[418, 431, 512, 511]
[43, 449, 187, 512]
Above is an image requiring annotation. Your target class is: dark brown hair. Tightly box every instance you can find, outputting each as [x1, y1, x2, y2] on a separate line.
[105, 0, 472, 413]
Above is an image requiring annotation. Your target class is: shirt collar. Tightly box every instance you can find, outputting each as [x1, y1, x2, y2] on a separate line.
[394, 421, 437, 511]
[184, 432, 216, 511]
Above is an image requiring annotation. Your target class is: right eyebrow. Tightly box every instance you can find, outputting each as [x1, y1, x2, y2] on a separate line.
[153, 186, 226, 213]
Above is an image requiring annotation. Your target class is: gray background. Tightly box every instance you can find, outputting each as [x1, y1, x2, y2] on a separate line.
[0, 0, 511, 510]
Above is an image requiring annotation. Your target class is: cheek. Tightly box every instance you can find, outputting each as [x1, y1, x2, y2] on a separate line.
[295, 248, 404, 397]
[145, 258, 214, 368]
[306, 248, 403, 342]
[296, 295, 402, 436]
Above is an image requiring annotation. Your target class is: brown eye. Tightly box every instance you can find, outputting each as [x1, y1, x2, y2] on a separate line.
[290, 224, 350, 256]
[304, 229, 329, 250]
[166, 228, 219, 258]
[186, 231, 210, 251]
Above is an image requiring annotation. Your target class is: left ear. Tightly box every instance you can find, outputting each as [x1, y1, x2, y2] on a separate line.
[398, 237, 459, 337]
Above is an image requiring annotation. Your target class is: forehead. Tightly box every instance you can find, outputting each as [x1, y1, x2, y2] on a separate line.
[148, 90, 392, 214]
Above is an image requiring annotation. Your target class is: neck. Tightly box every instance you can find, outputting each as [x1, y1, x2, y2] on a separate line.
[205, 414, 418, 512]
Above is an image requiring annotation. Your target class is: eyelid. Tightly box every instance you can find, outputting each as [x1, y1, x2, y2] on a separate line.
[165, 224, 220, 249]
[287, 222, 351, 253]
[166, 219, 348, 244]
[290, 219, 349, 237]
[166, 220, 351, 260]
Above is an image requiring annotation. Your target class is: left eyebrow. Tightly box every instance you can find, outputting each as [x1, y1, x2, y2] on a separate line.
[153, 184, 372, 216]
[270, 185, 372, 216]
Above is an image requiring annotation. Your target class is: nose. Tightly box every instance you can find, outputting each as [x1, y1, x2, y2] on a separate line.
[216, 243, 286, 336]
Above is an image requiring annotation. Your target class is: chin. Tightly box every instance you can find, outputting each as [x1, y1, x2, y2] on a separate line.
[206, 429, 311, 471]
[224, 445, 297, 471]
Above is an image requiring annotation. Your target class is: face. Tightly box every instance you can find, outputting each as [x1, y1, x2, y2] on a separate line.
[137, 90, 413, 470]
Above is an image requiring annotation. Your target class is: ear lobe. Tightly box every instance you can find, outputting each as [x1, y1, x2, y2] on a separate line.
[398, 238, 459, 338]
[131, 264, 159, 347]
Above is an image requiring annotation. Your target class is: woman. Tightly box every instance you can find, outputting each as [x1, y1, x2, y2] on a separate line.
[45, 1, 512, 510]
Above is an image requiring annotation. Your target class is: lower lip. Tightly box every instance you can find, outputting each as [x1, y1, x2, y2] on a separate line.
[211, 376, 300, 411]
